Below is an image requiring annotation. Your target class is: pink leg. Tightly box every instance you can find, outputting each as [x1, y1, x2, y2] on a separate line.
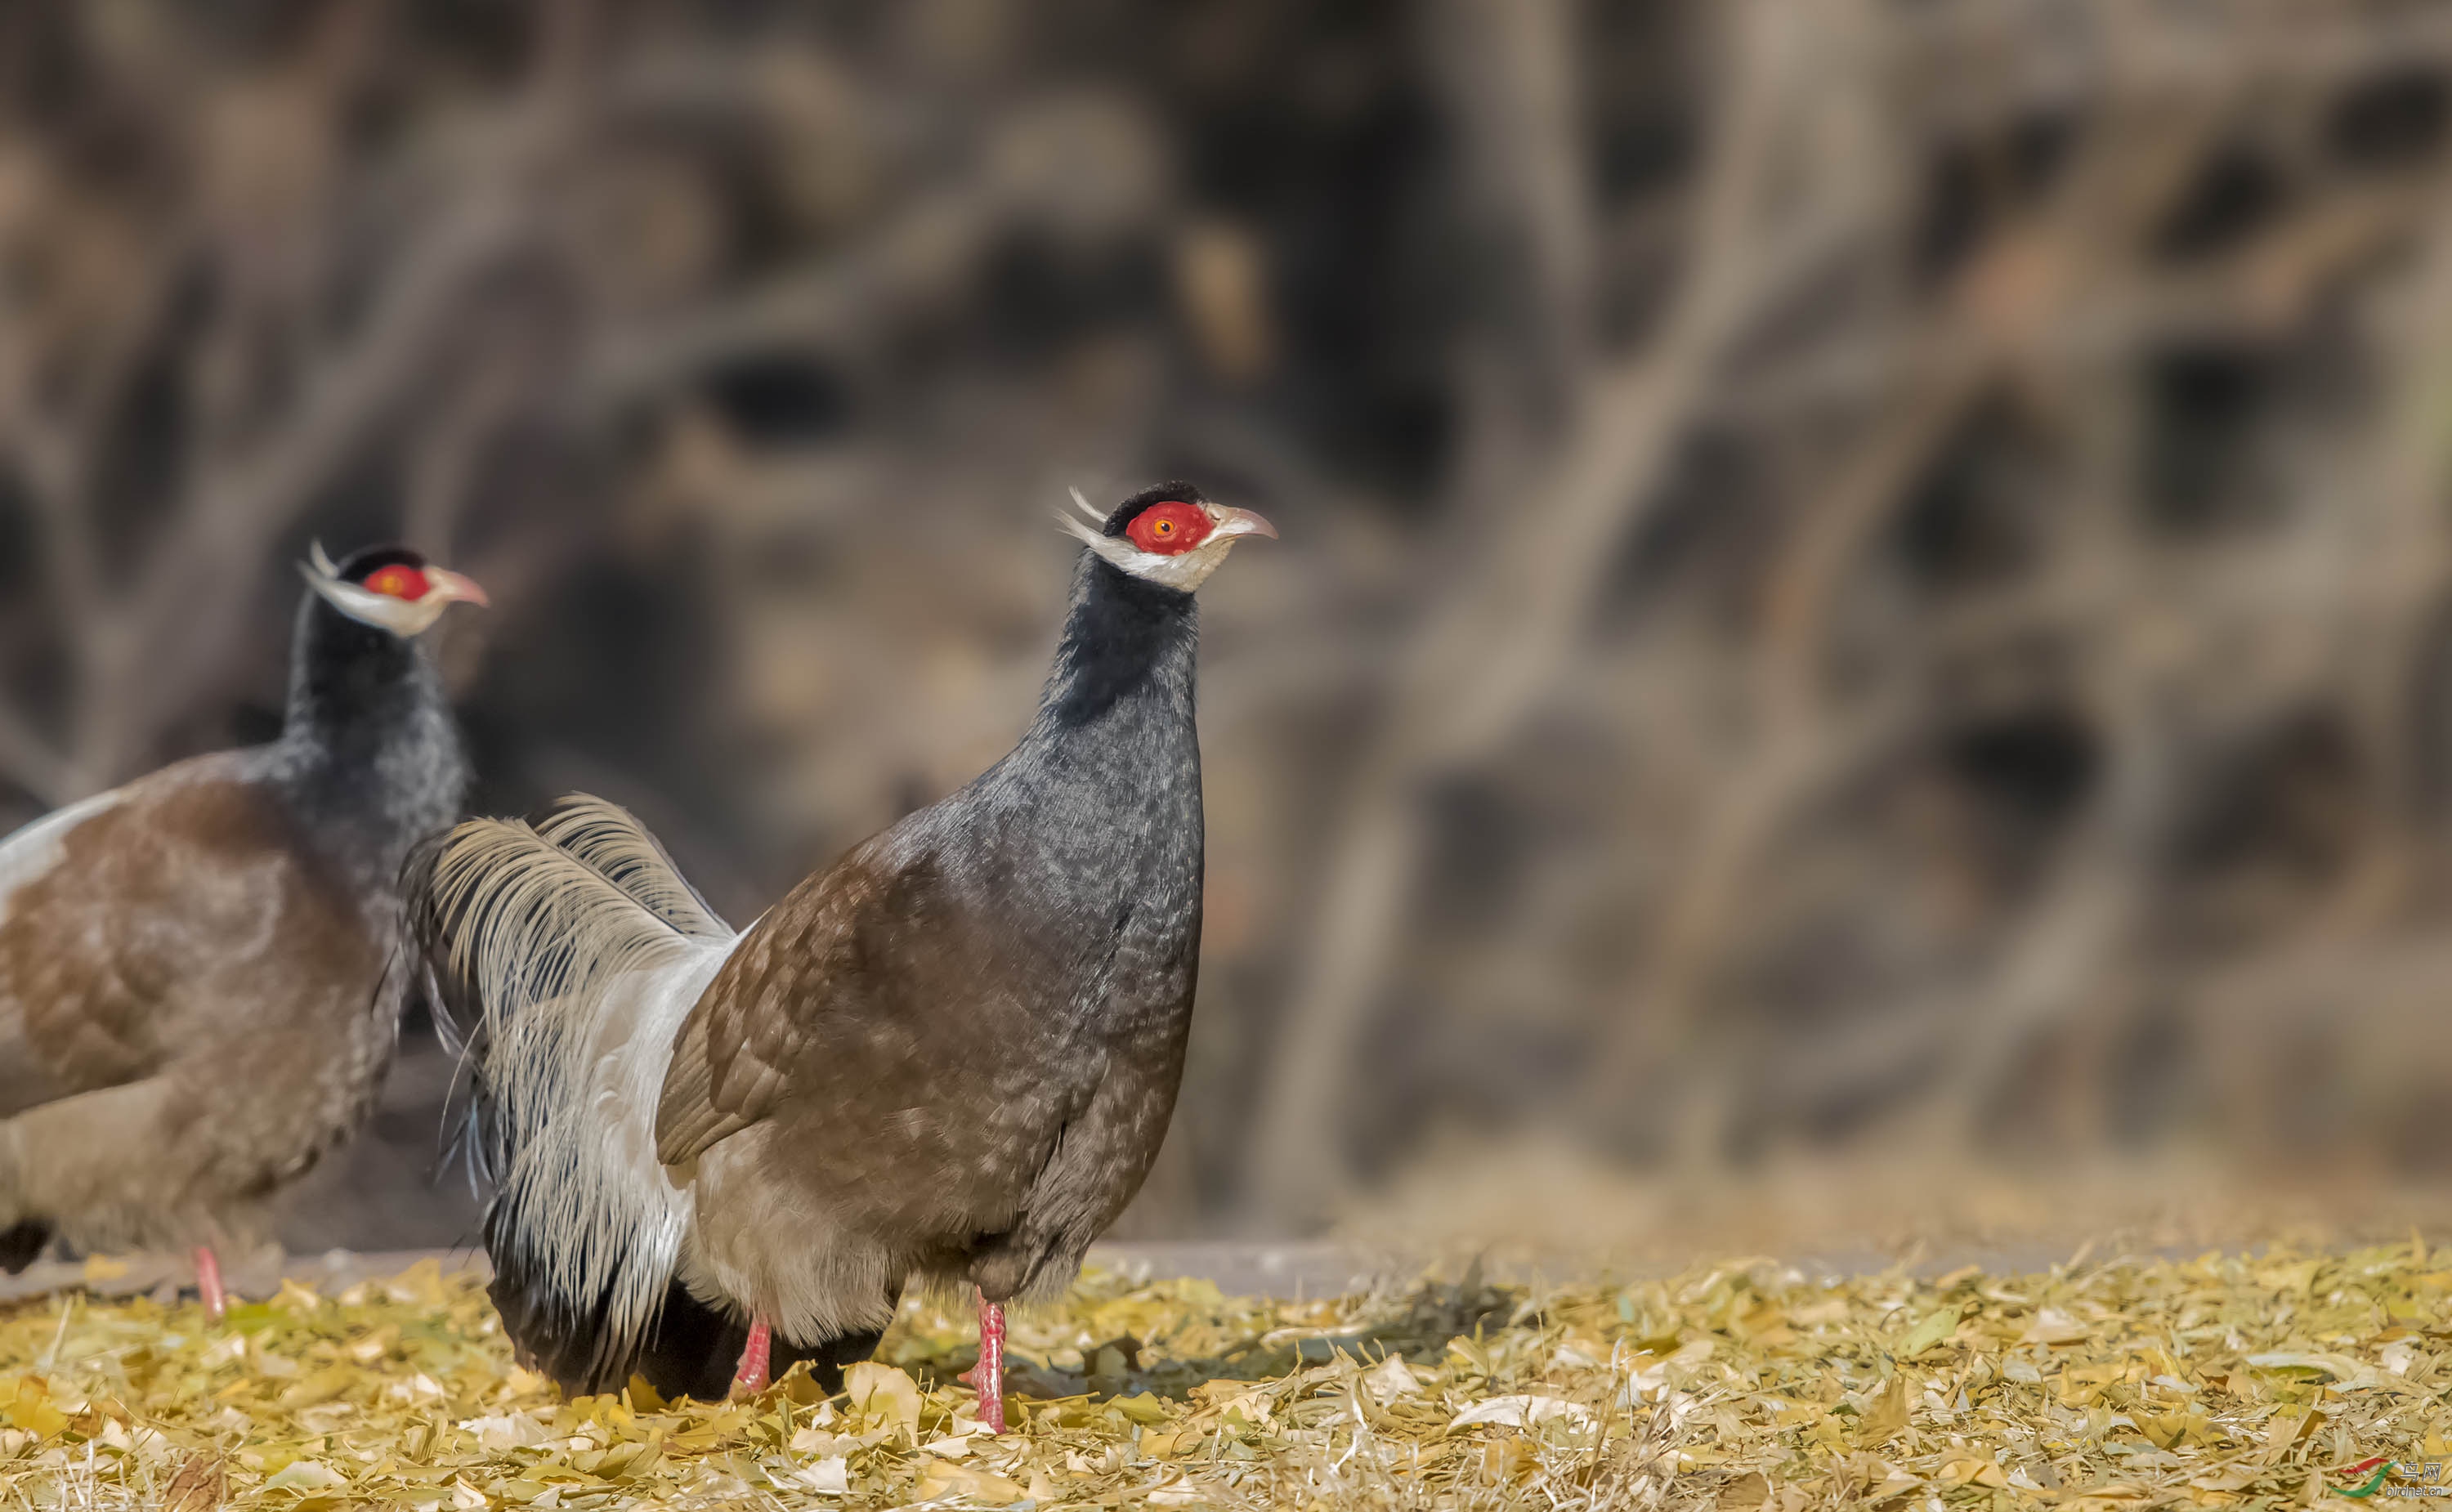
[194, 1246, 225, 1322]
[957, 1288, 1006, 1434]
[732, 1317, 772, 1395]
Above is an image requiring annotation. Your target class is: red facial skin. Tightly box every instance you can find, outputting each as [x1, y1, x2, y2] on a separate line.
[362, 564, 431, 600]
[1125, 501, 1213, 555]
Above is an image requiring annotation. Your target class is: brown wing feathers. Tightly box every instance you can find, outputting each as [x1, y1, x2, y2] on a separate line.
[0, 763, 388, 1259]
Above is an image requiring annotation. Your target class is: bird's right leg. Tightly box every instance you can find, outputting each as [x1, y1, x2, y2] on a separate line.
[194, 1246, 225, 1322]
[732, 1317, 773, 1395]
[958, 1288, 1008, 1434]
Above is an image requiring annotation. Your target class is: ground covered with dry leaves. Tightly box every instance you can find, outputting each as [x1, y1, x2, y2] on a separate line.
[0, 1244, 2445, 1510]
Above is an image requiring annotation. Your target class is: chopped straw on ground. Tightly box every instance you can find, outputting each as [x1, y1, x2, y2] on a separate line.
[0, 1245, 2445, 1509]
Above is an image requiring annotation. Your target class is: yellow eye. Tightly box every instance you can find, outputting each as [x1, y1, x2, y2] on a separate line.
[1155, 521, 1173, 534]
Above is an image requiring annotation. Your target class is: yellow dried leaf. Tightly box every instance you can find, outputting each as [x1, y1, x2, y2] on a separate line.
[258, 1460, 347, 1493]
[788, 1456, 851, 1494]
[1938, 1454, 2008, 1488]
[1114, 1389, 1170, 1424]
[1474, 1436, 1538, 1481]
[2023, 1308, 2092, 1345]
[2244, 1351, 2367, 1380]
[1364, 1352, 1421, 1402]
[7, 1393, 65, 1438]
[277, 1364, 356, 1409]
[915, 1460, 1026, 1505]
[2263, 1407, 2326, 1462]
[1855, 1374, 1909, 1446]
[1894, 1308, 1958, 1358]
[843, 1360, 922, 1441]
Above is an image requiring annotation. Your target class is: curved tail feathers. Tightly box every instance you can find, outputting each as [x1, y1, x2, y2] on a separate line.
[407, 795, 738, 1393]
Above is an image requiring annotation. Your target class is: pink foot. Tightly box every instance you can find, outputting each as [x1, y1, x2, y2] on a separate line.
[194, 1246, 225, 1322]
[732, 1317, 772, 1396]
[956, 1289, 1006, 1434]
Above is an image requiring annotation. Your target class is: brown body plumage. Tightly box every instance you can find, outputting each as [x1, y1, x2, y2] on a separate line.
[0, 759, 402, 1257]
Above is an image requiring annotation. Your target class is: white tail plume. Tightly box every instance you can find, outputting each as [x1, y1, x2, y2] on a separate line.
[417, 797, 739, 1380]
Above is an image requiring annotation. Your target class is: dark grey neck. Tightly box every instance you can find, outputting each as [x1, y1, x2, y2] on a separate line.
[1022, 554, 1201, 759]
[275, 593, 469, 901]
[950, 552, 1205, 943]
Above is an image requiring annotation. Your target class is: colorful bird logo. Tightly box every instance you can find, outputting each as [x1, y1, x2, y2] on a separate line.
[2335, 1458, 2396, 1499]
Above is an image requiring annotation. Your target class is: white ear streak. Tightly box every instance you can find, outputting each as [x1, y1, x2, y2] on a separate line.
[1068, 485, 1106, 522]
[308, 539, 341, 579]
[1057, 511, 1148, 575]
[1058, 508, 1242, 591]
[299, 560, 446, 636]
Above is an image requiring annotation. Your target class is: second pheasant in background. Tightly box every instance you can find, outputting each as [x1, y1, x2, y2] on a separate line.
[0, 545, 485, 1315]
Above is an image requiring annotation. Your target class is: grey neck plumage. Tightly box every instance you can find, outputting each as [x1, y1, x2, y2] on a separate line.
[275, 592, 469, 902]
[1022, 553, 1201, 756]
[935, 552, 1206, 1013]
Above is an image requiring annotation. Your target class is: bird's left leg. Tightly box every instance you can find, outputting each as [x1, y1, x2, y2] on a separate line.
[194, 1247, 226, 1322]
[957, 1288, 1007, 1433]
[732, 1317, 772, 1395]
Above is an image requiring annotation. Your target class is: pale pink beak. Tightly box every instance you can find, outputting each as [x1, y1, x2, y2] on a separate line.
[1212, 506, 1278, 541]
[423, 567, 490, 608]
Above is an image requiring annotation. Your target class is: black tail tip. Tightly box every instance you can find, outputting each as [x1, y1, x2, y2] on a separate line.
[489, 1259, 884, 1402]
[0, 1220, 51, 1274]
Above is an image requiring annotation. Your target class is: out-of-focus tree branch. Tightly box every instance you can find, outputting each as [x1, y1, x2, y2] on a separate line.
[1247, 0, 1873, 1219]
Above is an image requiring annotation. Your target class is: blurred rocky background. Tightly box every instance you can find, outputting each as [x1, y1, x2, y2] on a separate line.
[4, 0, 2452, 1252]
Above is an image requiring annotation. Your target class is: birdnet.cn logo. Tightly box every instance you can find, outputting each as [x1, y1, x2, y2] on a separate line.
[2336, 1459, 2447, 1499]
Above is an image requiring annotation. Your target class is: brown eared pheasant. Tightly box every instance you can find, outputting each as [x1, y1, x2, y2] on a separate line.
[409, 483, 1273, 1428]
[0, 544, 484, 1313]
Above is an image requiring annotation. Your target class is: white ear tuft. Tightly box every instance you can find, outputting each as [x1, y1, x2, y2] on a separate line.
[1058, 499, 1247, 592]
[300, 557, 445, 636]
[1068, 485, 1106, 522]
[308, 539, 341, 579]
